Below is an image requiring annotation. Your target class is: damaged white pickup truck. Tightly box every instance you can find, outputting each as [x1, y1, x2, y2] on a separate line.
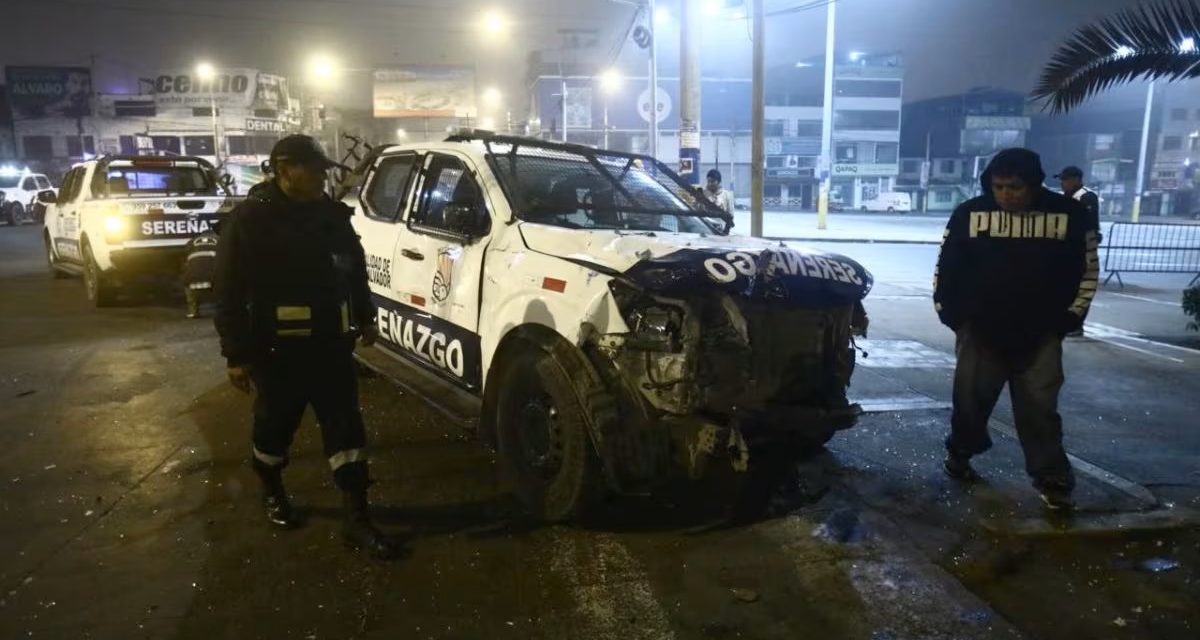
[345, 132, 872, 521]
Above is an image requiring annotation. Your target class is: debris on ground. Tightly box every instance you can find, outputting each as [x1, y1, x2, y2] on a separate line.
[730, 587, 759, 603]
[1137, 557, 1181, 573]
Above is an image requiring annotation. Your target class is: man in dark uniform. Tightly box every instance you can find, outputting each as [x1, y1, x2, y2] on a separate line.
[214, 135, 398, 558]
[934, 148, 1099, 511]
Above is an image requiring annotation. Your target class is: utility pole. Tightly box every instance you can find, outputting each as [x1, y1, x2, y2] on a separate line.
[922, 129, 931, 213]
[817, 0, 836, 230]
[679, 0, 701, 185]
[1133, 81, 1155, 223]
[750, 0, 765, 237]
[648, 0, 660, 159]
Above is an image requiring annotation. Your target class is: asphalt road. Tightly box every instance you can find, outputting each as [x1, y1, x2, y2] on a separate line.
[1, 225, 1198, 639]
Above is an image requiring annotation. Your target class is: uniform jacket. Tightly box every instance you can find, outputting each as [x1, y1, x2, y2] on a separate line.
[934, 177, 1100, 354]
[214, 181, 375, 367]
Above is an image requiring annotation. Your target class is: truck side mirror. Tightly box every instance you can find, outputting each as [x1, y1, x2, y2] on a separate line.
[36, 190, 57, 205]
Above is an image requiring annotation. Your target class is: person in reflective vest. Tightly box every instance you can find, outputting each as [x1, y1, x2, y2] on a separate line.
[214, 135, 399, 559]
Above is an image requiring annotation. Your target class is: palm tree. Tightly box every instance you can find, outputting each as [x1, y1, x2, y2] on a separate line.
[1033, 0, 1200, 113]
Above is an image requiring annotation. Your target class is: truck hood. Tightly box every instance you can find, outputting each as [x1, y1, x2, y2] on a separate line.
[518, 223, 873, 305]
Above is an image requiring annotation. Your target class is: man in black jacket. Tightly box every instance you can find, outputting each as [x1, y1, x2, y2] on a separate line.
[933, 148, 1099, 510]
[214, 135, 398, 558]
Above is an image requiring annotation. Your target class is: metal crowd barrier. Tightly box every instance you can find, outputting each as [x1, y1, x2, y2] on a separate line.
[1102, 222, 1200, 287]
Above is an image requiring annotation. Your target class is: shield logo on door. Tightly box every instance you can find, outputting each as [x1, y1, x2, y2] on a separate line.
[432, 247, 454, 303]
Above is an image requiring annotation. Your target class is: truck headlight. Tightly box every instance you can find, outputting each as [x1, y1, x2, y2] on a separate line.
[104, 215, 128, 240]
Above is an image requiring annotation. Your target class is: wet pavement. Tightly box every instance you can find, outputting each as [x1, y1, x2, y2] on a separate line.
[1, 225, 1198, 639]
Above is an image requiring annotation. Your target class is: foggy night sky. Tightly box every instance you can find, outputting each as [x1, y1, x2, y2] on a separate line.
[0, 0, 1157, 114]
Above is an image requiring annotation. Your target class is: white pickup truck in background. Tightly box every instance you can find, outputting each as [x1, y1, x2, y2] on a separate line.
[0, 168, 56, 225]
[42, 155, 242, 306]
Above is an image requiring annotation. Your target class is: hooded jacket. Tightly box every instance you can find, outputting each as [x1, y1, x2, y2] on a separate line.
[213, 181, 375, 367]
[933, 152, 1100, 354]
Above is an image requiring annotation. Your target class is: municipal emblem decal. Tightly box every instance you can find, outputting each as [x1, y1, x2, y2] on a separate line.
[432, 247, 455, 302]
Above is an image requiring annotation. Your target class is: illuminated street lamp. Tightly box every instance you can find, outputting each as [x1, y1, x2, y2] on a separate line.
[195, 62, 222, 164]
[481, 9, 508, 37]
[396, 128, 407, 141]
[598, 69, 622, 149]
[482, 86, 502, 108]
[308, 54, 337, 85]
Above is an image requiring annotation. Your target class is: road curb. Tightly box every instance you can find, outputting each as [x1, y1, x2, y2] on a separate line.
[766, 236, 943, 245]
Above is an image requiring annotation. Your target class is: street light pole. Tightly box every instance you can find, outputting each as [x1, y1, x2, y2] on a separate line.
[1133, 81, 1155, 223]
[209, 88, 221, 165]
[648, 0, 659, 159]
[817, 0, 836, 231]
[679, 0, 701, 185]
[750, 0, 764, 238]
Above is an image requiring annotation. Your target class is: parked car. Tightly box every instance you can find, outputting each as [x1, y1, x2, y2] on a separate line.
[0, 168, 55, 225]
[342, 131, 874, 522]
[43, 155, 241, 305]
[860, 192, 912, 213]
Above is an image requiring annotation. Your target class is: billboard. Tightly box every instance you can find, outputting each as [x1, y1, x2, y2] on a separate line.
[373, 66, 476, 118]
[4, 66, 92, 119]
[152, 68, 292, 111]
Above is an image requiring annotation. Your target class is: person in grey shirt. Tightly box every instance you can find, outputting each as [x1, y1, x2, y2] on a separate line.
[703, 169, 736, 214]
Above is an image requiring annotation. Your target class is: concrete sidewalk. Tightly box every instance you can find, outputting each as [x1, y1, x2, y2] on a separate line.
[731, 211, 948, 244]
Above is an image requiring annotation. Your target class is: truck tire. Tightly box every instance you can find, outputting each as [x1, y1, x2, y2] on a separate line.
[44, 234, 69, 279]
[82, 242, 118, 307]
[11, 202, 28, 225]
[3, 203, 14, 226]
[495, 346, 606, 523]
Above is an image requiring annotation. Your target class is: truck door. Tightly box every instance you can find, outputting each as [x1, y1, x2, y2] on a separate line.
[384, 151, 495, 389]
[50, 168, 86, 263]
[353, 151, 421, 304]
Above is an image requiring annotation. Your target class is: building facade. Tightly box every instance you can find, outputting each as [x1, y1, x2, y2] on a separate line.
[529, 51, 905, 210]
[1148, 80, 1200, 217]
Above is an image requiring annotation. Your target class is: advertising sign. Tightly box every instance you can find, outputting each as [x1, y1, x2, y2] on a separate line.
[565, 87, 592, 129]
[637, 86, 671, 124]
[5, 66, 92, 119]
[832, 163, 899, 177]
[373, 66, 476, 118]
[245, 118, 288, 134]
[151, 68, 291, 111]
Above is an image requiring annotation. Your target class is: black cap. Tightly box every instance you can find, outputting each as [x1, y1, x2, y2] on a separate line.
[269, 134, 347, 170]
[1055, 165, 1084, 179]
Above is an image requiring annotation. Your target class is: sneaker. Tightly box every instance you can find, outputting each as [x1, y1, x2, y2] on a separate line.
[1039, 487, 1075, 511]
[943, 454, 982, 483]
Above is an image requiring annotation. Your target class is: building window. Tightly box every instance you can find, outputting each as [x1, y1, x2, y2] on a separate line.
[939, 160, 957, 174]
[961, 129, 1024, 155]
[192, 107, 216, 117]
[834, 79, 902, 98]
[766, 156, 784, 168]
[227, 135, 278, 156]
[835, 143, 857, 162]
[764, 120, 786, 137]
[22, 136, 53, 160]
[764, 184, 782, 198]
[1093, 134, 1115, 151]
[119, 136, 138, 155]
[1156, 170, 1177, 179]
[184, 135, 215, 156]
[152, 136, 182, 155]
[901, 159, 920, 174]
[1163, 136, 1183, 151]
[794, 121, 822, 137]
[253, 109, 278, 119]
[935, 190, 954, 203]
[66, 135, 96, 157]
[1191, 136, 1200, 151]
[874, 143, 898, 164]
[1171, 108, 1189, 121]
[833, 110, 899, 131]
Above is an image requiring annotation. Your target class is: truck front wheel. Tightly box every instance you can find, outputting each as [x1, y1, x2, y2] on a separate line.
[495, 346, 605, 523]
[82, 242, 118, 307]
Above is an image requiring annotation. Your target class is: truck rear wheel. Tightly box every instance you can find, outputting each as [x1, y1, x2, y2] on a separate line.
[495, 346, 605, 523]
[82, 242, 118, 307]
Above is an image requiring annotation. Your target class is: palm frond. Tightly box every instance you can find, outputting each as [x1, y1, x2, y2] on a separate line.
[1033, 0, 1200, 113]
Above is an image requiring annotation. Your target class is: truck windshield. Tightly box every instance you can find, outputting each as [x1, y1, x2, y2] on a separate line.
[99, 165, 214, 197]
[486, 142, 730, 235]
[0, 176, 20, 189]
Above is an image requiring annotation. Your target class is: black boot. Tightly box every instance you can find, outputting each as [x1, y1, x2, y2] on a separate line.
[251, 458, 300, 529]
[342, 489, 402, 559]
